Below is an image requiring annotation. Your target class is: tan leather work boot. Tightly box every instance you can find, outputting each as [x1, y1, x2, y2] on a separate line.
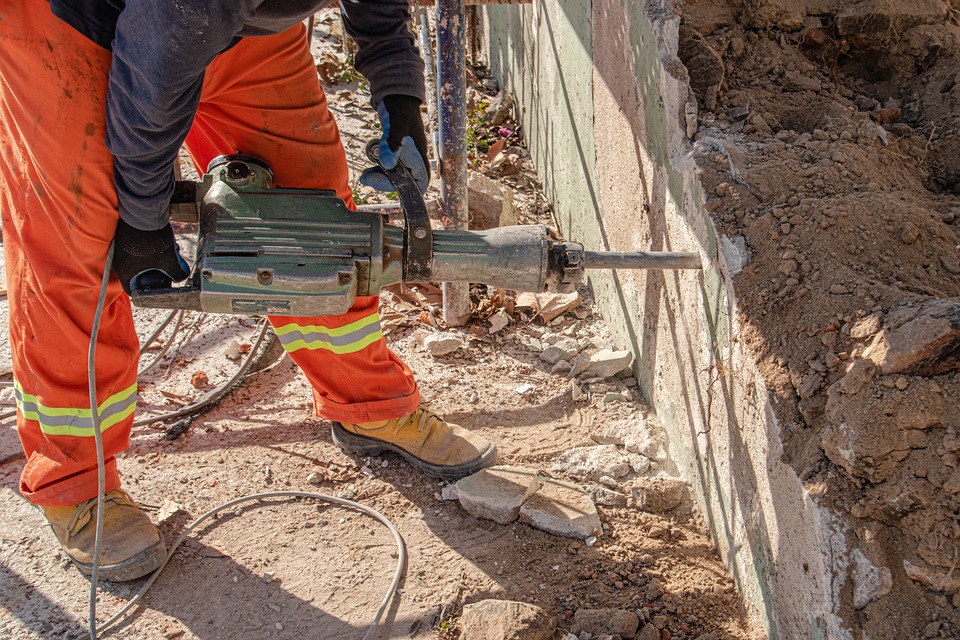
[332, 406, 497, 480]
[42, 489, 166, 582]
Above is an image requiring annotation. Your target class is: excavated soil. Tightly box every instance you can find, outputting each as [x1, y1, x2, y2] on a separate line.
[679, 0, 960, 637]
[0, 10, 764, 640]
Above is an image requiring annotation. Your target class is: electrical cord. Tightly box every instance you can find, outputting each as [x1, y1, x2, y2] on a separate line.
[86, 245, 407, 640]
[137, 310, 183, 377]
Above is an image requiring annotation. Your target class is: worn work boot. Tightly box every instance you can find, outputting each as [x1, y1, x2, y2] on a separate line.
[332, 406, 497, 480]
[42, 489, 166, 582]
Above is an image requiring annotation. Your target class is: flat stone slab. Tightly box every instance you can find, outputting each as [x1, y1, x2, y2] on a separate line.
[455, 466, 540, 524]
[519, 480, 601, 540]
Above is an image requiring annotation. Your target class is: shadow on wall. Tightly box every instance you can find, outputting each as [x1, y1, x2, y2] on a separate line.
[485, 1, 825, 636]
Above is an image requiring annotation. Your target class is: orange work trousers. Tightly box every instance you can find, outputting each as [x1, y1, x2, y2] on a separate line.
[0, 2, 420, 507]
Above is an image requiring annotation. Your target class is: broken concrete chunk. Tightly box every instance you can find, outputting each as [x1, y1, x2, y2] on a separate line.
[541, 344, 576, 365]
[468, 170, 515, 231]
[852, 548, 893, 609]
[591, 417, 660, 459]
[519, 481, 602, 540]
[417, 331, 465, 357]
[484, 92, 516, 127]
[583, 349, 634, 379]
[488, 308, 511, 334]
[864, 300, 960, 376]
[589, 485, 628, 508]
[459, 599, 556, 640]
[572, 608, 640, 639]
[553, 445, 632, 481]
[630, 477, 689, 514]
[455, 466, 541, 524]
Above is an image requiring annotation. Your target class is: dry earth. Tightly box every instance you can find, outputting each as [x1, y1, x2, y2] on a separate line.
[679, 0, 960, 638]
[0, 10, 762, 640]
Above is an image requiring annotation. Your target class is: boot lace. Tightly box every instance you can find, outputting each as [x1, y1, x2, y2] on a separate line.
[405, 407, 442, 434]
[65, 489, 133, 540]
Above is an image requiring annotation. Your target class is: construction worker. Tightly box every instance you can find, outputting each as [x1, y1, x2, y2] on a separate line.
[0, 0, 497, 582]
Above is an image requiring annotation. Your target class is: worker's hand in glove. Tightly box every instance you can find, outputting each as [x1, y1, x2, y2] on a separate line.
[360, 95, 430, 194]
[112, 219, 190, 295]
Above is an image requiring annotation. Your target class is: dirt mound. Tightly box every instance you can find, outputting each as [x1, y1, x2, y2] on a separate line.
[679, 0, 960, 637]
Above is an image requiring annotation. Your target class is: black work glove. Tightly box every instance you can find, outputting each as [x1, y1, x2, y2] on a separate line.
[112, 219, 190, 295]
[360, 94, 431, 194]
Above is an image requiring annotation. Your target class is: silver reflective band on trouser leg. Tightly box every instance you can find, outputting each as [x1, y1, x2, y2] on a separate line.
[273, 313, 383, 354]
[14, 381, 138, 436]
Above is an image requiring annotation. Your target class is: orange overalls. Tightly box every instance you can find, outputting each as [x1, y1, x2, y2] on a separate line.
[0, 2, 420, 507]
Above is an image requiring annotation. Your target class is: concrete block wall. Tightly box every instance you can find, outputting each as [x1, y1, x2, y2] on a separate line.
[484, 2, 849, 638]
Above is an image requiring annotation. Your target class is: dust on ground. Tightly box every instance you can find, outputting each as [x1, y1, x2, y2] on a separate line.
[679, 0, 960, 637]
[0, 10, 762, 640]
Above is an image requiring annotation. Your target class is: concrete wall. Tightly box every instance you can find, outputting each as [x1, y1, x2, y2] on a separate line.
[484, 2, 849, 638]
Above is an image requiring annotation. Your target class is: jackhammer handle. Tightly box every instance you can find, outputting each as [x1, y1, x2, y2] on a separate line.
[583, 251, 702, 271]
[169, 181, 200, 223]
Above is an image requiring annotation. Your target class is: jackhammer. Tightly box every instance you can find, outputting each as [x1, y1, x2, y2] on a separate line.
[131, 154, 701, 315]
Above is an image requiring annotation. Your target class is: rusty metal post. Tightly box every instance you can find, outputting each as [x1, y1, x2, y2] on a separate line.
[436, 0, 471, 325]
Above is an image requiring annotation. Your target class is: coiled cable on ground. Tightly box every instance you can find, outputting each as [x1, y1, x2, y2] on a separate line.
[84, 247, 407, 640]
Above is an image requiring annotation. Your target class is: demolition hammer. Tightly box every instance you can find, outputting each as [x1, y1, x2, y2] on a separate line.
[130, 154, 702, 315]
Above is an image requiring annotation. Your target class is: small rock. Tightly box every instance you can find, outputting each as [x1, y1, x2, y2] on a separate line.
[589, 486, 629, 507]
[941, 253, 960, 275]
[519, 481, 602, 540]
[190, 370, 209, 389]
[515, 383, 536, 396]
[631, 477, 689, 513]
[420, 331, 465, 356]
[569, 352, 593, 377]
[484, 92, 516, 127]
[572, 608, 640, 639]
[156, 500, 183, 525]
[584, 349, 634, 379]
[850, 313, 883, 339]
[646, 577, 663, 601]
[552, 360, 574, 375]
[899, 222, 920, 245]
[440, 483, 459, 501]
[852, 548, 893, 609]
[829, 284, 849, 295]
[571, 381, 587, 402]
[541, 345, 575, 365]
[639, 625, 660, 640]
[603, 392, 626, 404]
[306, 472, 323, 485]
[488, 309, 510, 334]
[468, 170, 515, 230]
[224, 340, 244, 361]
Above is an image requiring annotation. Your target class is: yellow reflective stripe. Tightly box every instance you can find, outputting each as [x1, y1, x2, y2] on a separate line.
[280, 329, 383, 355]
[272, 313, 380, 338]
[274, 313, 383, 354]
[14, 381, 138, 437]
